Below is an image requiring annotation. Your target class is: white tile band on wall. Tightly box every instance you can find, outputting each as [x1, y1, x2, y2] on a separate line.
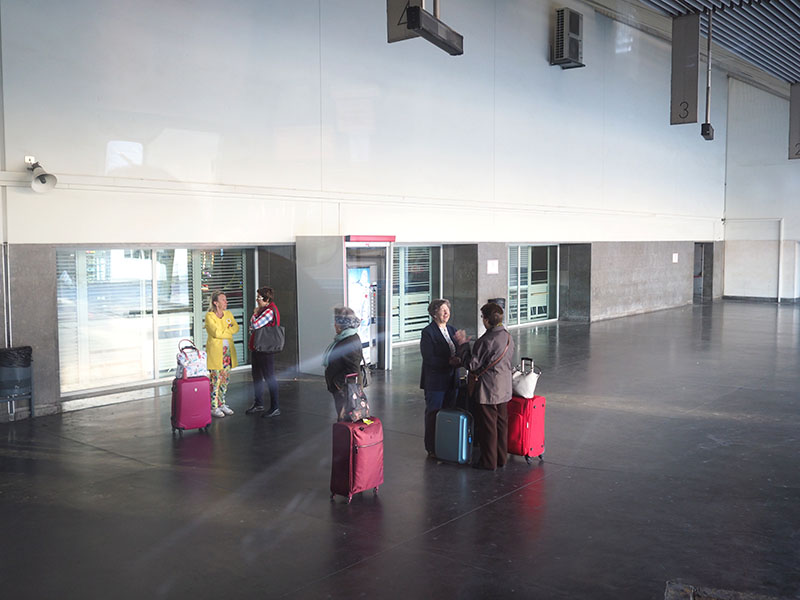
[1, 0, 730, 247]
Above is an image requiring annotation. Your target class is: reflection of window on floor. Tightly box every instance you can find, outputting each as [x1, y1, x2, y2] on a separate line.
[508, 245, 558, 325]
[57, 248, 253, 394]
[392, 246, 440, 342]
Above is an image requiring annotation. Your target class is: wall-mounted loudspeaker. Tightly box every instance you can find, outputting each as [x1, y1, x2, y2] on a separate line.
[551, 8, 584, 69]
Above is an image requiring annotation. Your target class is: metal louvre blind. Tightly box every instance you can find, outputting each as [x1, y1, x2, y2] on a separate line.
[196, 249, 248, 364]
[56, 251, 79, 390]
[56, 247, 252, 394]
[57, 249, 154, 392]
[509, 245, 557, 326]
[392, 247, 434, 342]
[508, 246, 520, 325]
[156, 249, 193, 377]
[519, 247, 531, 322]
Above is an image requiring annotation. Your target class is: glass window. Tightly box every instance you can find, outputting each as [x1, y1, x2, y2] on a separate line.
[508, 245, 558, 324]
[391, 246, 440, 342]
[57, 247, 253, 394]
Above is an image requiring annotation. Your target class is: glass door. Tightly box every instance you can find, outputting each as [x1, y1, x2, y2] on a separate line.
[508, 245, 558, 325]
[391, 246, 440, 342]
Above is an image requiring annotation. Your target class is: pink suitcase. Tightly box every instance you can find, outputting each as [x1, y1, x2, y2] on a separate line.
[171, 376, 212, 433]
[507, 395, 546, 464]
[330, 418, 384, 503]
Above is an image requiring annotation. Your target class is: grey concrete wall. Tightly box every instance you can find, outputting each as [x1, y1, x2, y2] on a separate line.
[3, 244, 59, 420]
[442, 245, 478, 337]
[477, 243, 508, 336]
[257, 245, 298, 376]
[559, 244, 591, 321]
[295, 236, 345, 376]
[591, 241, 693, 321]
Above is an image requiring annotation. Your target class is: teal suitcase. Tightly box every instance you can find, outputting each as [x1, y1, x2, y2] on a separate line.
[434, 409, 473, 464]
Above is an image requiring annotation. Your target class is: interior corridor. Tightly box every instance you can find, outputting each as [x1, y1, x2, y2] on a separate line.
[1, 301, 798, 599]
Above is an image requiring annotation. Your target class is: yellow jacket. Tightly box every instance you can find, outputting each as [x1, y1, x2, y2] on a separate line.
[204, 310, 240, 370]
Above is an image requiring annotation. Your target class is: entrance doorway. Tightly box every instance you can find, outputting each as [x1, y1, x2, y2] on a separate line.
[346, 244, 390, 370]
[693, 242, 714, 303]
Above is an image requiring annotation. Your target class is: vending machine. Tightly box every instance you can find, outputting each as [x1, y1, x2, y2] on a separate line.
[347, 266, 378, 366]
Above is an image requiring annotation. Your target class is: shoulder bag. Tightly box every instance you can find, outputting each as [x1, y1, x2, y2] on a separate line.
[253, 324, 285, 354]
[344, 372, 370, 422]
[253, 304, 285, 354]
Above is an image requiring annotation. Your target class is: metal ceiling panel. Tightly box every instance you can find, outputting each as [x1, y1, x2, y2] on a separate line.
[638, 0, 800, 83]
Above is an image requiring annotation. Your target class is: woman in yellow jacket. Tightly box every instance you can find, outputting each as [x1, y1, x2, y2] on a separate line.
[205, 290, 240, 418]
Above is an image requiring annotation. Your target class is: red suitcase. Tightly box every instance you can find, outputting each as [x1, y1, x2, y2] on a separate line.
[330, 418, 384, 503]
[171, 376, 212, 433]
[507, 395, 546, 464]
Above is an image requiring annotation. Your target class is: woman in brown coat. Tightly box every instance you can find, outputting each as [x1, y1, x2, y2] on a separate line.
[455, 302, 514, 470]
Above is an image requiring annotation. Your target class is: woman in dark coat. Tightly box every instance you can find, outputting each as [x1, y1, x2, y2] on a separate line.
[420, 299, 466, 456]
[455, 302, 514, 470]
[323, 306, 363, 421]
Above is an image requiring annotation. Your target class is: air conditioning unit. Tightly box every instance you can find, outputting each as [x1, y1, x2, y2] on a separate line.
[551, 8, 585, 69]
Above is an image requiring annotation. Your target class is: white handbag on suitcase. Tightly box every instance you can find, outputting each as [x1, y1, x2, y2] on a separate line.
[176, 339, 209, 379]
[511, 357, 541, 398]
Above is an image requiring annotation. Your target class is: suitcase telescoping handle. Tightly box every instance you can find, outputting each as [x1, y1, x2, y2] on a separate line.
[518, 357, 542, 375]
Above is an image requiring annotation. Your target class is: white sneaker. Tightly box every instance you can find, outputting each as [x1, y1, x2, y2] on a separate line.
[220, 404, 234, 416]
[211, 407, 225, 418]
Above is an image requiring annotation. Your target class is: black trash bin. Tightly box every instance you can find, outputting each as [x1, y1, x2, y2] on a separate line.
[0, 346, 33, 417]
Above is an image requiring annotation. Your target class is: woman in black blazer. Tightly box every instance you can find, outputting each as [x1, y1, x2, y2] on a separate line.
[419, 299, 466, 455]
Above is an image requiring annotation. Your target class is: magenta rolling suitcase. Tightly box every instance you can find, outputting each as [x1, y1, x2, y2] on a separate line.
[330, 418, 384, 503]
[171, 376, 212, 433]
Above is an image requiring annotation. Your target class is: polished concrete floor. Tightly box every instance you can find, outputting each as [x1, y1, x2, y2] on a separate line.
[1, 301, 799, 600]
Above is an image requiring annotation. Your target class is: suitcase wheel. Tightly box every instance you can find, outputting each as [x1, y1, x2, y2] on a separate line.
[346, 496, 352, 504]
[525, 456, 532, 465]
[373, 487, 379, 495]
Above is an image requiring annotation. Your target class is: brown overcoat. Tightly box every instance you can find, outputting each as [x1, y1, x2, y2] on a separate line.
[460, 325, 514, 405]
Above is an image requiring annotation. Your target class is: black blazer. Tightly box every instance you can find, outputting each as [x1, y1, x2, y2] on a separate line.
[419, 321, 458, 392]
[324, 334, 363, 393]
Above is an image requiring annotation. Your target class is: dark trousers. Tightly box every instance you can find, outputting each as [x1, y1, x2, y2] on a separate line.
[475, 402, 509, 470]
[251, 351, 279, 411]
[424, 388, 456, 453]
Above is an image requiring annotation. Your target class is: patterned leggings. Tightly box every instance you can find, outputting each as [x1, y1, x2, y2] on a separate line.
[209, 346, 232, 409]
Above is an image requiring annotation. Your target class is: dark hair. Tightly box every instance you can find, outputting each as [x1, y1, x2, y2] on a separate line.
[427, 298, 451, 317]
[257, 286, 274, 303]
[480, 302, 504, 327]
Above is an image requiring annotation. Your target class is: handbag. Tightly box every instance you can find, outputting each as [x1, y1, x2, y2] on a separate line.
[344, 372, 370, 422]
[360, 356, 371, 388]
[511, 357, 542, 398]
[176, 339, 208, 379]
[466, 334, 511, 397]
[253, 324, 285, 354]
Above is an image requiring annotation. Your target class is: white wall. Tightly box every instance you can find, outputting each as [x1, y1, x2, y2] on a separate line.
[1, 0, 730, 245]
[724, 78, 800, 299]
